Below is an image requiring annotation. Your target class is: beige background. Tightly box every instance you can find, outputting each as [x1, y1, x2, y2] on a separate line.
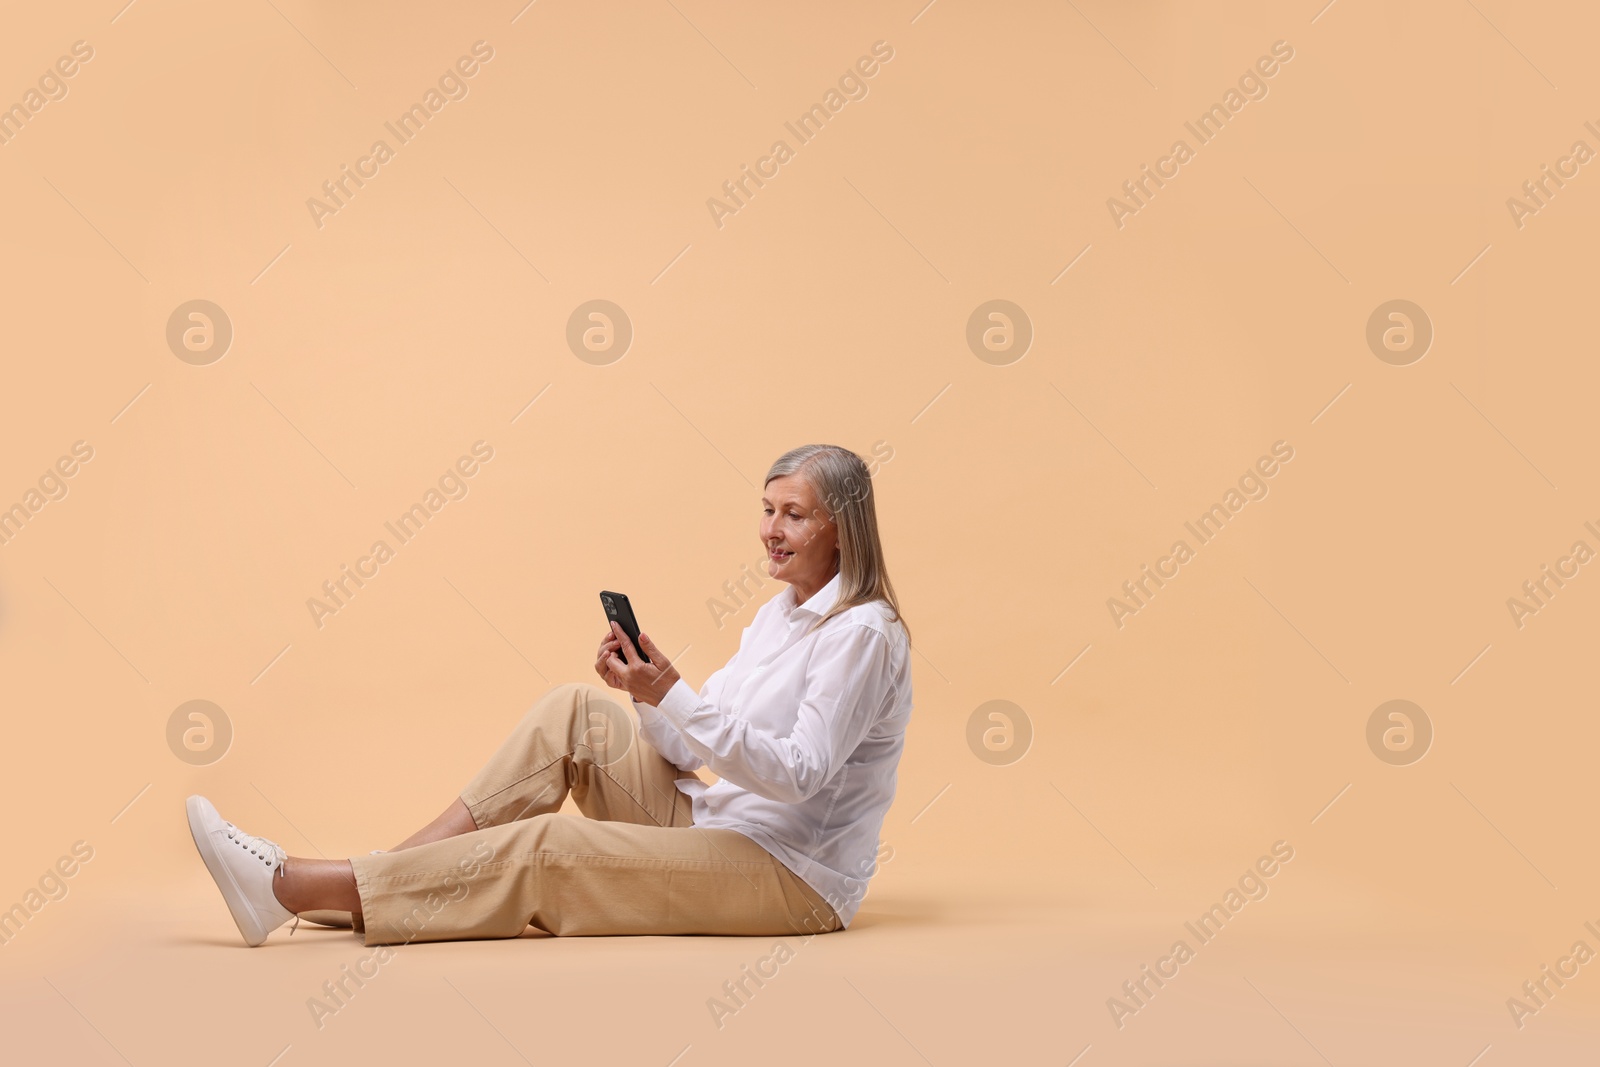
[2, 0, 1597, 1063]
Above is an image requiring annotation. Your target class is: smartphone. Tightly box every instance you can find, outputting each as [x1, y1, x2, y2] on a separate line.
[599, 590, 651, 665]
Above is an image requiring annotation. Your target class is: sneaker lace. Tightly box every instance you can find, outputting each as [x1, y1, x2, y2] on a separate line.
[223, 822, 288, 871]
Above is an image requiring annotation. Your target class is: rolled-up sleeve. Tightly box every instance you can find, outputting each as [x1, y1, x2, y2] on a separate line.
[651, 623, 896, 804]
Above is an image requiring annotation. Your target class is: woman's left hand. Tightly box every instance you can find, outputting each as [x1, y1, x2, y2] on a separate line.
[601, 621, 682, 707]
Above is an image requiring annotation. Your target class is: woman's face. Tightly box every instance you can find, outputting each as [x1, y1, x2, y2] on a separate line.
[761, 473, 838, 594]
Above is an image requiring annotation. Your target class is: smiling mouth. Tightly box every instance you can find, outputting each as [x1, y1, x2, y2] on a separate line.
[769, 548, 793, 561]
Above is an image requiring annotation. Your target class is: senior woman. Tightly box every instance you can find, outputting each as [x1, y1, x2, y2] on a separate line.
[186, 443, 913, 946]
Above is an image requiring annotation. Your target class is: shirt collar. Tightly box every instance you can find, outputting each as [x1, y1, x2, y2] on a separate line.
[787, 570, 843, 620]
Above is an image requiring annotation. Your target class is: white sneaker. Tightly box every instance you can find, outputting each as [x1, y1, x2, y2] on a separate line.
[186, 795, 296, 946]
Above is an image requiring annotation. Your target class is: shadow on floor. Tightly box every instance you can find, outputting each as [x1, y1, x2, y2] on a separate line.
[844, 897, 946, 930]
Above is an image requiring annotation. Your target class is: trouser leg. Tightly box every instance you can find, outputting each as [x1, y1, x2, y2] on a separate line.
[461, 682, 696, 830]
[349, 815, 841, 944]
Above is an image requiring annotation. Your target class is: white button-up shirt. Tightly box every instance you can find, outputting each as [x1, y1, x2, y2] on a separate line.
[632, 570, 913, 927]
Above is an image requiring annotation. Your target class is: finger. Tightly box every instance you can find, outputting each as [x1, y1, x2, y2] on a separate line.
[613, 623, 639, 664]
[608, 622, 631, 663]
[637, 632, 667, 670]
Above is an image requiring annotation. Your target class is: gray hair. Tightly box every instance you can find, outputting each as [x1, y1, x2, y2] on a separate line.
[764, 443, 909, 645]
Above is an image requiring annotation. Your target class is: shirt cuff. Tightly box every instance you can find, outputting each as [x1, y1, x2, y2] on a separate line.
[654, 677, 702, 727]
[632, 692, 677, 725]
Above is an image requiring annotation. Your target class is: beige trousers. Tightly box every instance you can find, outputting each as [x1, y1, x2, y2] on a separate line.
[347, 682, 842, 946]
